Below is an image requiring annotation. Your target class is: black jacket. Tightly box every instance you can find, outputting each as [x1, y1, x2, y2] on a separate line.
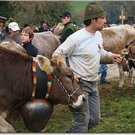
[23, 41, 38, 57]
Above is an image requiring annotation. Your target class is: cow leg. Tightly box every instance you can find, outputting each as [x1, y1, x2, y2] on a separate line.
[117, 63, 124, 90]
[5, 108, 20, 126]
[0, 115, 15, 132]
[128, 68, 134, 89]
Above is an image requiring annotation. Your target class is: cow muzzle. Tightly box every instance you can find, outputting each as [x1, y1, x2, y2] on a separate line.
[70, 94, 86, 108]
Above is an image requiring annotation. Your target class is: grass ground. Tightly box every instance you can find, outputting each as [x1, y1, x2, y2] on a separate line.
[14, 77, 135, 133]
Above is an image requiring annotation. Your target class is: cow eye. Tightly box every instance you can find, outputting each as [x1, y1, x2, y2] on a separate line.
[67, 75, 73, 80]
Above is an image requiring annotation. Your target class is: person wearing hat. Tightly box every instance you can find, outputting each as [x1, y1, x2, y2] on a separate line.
[59, 11, 77, 43]
[39, 20, 48, 32]
[2, 22, 20, 40]
[23, 24, 30, 28]
[52, 2, 123, 133]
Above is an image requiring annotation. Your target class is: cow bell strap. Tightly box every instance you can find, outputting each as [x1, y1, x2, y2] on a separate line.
[31, 59, 52, 100]
[31, 59, 37, 100]
[45, 74, 52, 99]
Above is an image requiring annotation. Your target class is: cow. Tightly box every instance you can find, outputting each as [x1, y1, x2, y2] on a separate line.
[53, 23, 65, 36]
[100, 25, 135, 90]
[0, 45, 85, 132]
[4, 31, 61, 59]
[0, 40, 27, 54]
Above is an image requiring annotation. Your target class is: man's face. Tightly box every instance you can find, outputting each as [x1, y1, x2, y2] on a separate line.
[0, 22, 3, 28]
[94, 15, 107, 31]
[42, 23, 46, 27]
[61, 16, 71, 25]
[9, 29, 19, 34]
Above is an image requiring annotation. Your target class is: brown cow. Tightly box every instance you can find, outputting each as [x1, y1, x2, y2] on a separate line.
[0, 46, 85, 132]
[100, 25, 135, 90]
[0, 40, 27, 54]
[4, 31, 61, 59]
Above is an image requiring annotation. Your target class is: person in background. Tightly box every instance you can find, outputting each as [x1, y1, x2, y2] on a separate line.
[59, 11, 77, 43]
[39, 20, 48, 32]
[47, 24, 54, 32]
[0, 21, 6, 41]
[21, 27, 38, 57]
[52, 2, 123, 133]
[23, 24, 30, 28]
[32, 26, 39, 32]
[2, 22, 20, 40]
[98, 64, 110, 84]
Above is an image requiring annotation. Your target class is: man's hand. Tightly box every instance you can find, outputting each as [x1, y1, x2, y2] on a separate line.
[112, 54, 123, 63]
[74, 75, 81, 82]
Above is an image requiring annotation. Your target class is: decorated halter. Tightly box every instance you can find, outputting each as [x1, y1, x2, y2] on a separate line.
[31, 59, 52, 100]
[124, 39, 135, 62]
[125, 39, 135, 48]
[54, 75, 80, 103]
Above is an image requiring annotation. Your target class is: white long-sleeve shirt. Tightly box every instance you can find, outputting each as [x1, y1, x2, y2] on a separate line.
[52, 28, 113, 81]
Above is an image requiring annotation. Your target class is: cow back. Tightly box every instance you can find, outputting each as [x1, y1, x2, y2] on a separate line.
[100, 25, 135, 54]
[4, 32, 61, 59]
[0, 46, 33, 110]
[32, 31, 61, 59]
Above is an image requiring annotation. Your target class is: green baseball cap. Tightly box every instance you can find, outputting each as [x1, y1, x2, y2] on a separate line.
[84, 2, 106, 21]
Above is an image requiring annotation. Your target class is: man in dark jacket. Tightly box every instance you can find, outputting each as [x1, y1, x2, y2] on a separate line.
[59, 12, 77, 43]
[39, 20, 48, 32]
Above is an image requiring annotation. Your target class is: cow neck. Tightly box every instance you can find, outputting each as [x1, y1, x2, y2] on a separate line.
[31, 59, 52, 100]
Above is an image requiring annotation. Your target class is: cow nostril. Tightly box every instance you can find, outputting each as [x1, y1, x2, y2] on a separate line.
[83, 97, 86, 101]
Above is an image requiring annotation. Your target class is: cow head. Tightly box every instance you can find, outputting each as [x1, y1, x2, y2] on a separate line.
[37, 55, 85, 108]
[0, 40, 27, 54]
[127, 43, 135, 68]
[121, 43, 135, 68]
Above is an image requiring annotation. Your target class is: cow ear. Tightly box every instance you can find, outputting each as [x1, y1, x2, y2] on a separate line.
[51, 55, 66, 65]
[36, 55, 54, 74]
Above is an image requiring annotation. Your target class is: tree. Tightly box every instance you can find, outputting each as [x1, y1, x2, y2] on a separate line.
[8, 1, 73, 28]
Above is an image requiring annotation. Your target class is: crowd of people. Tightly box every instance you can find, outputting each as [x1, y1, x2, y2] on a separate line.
[0, 20, 56, 42]
[0, 2, 124, 133]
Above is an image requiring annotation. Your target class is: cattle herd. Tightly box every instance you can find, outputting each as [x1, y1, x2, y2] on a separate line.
[0, 24, 135, 132]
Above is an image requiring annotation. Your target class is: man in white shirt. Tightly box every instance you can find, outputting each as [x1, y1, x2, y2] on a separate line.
[52, 2, 123, 133]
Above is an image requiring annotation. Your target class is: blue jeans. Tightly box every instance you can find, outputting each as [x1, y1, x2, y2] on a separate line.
[66, 79, 101, 133]
[99, 64, 107, 83]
